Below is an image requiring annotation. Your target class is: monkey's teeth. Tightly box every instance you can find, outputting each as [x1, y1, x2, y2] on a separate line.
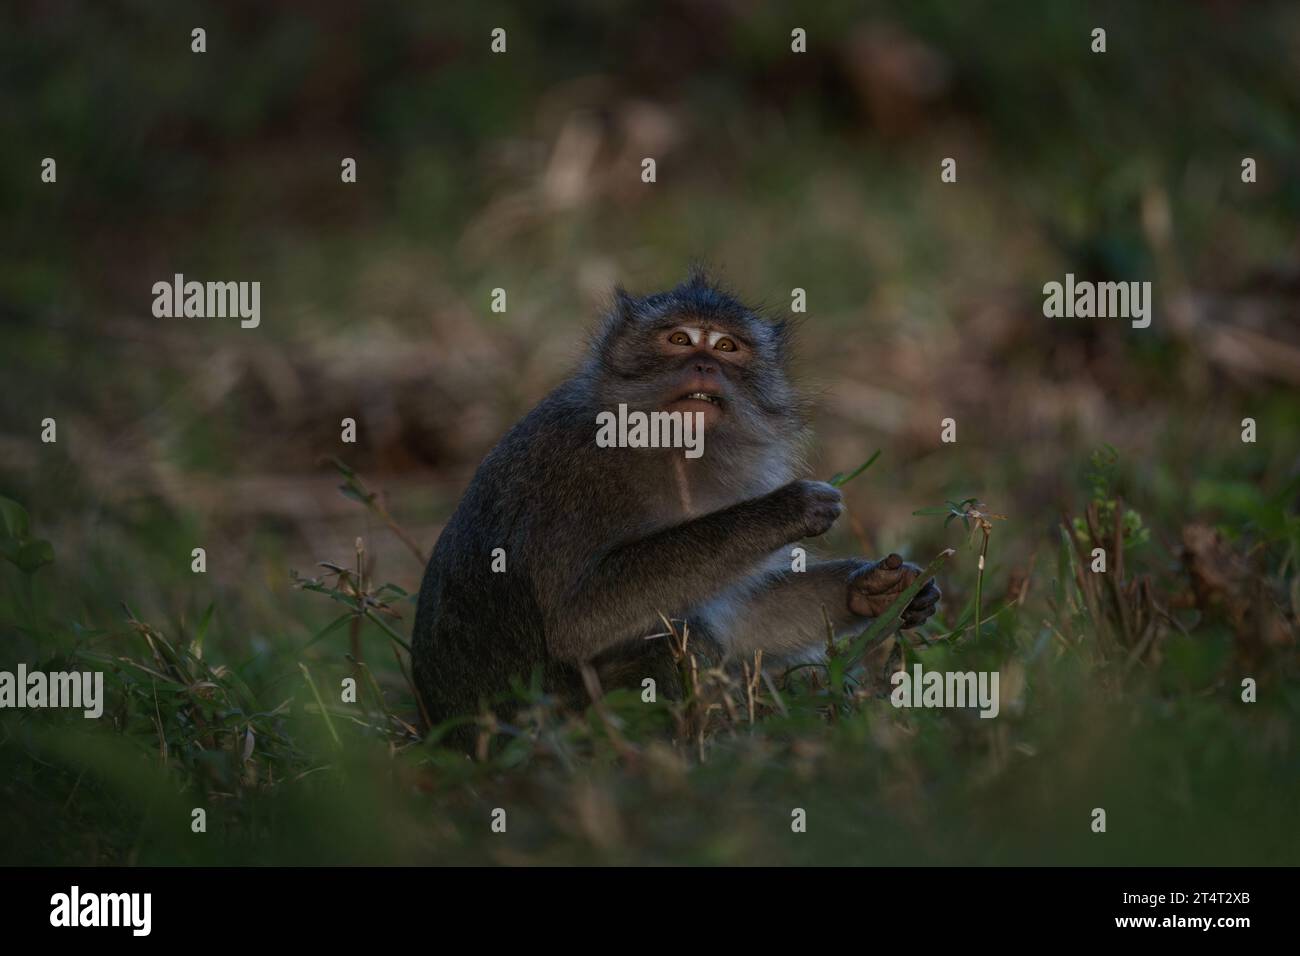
[685, 392, 719, 404]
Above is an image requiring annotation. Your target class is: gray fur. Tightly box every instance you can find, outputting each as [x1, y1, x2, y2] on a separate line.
[411, 272, 925, 743]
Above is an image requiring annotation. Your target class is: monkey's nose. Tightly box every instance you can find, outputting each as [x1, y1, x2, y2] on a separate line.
[693, 359, 721, 375]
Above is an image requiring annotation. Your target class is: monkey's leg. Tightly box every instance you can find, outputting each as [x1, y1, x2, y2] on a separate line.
[709, 556, 943, 659]
[701, 559, 868, 659]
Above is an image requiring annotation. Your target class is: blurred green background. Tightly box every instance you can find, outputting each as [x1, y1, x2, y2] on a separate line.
[1, 1, 1298, 865]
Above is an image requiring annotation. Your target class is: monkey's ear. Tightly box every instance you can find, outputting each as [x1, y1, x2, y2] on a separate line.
[591, 286, 638, 358]
[770, 315, 794, 355]
[612, 284, 637, 320]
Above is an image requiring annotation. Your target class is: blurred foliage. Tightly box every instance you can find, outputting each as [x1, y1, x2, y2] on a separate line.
[1, 1, 1298, 864]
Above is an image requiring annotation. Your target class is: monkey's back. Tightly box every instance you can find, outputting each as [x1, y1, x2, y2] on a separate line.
[410, 383, 603, 737]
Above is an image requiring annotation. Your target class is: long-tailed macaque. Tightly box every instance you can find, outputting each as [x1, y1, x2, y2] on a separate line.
[412, 271, 940, 737]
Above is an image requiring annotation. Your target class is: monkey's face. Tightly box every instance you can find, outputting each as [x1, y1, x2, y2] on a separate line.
[654, 322, 757, 428]
[592, 285, 801, 446]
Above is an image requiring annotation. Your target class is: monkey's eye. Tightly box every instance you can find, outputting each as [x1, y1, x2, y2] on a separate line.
[713, 336, 737, 352]
[668, 330, 692, 346]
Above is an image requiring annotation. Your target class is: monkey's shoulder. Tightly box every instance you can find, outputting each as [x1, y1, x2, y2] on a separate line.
[470, 383, 641, 506]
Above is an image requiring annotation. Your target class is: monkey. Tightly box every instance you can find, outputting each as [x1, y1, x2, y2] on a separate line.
[411, 270, 940, 743]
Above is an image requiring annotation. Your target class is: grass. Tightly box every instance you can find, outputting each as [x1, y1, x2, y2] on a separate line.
[1, 441, 1297, 865]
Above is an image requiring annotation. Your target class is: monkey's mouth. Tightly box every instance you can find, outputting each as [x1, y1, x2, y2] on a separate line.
[664, 389, 725, 424]
[680, 391, 722, 407]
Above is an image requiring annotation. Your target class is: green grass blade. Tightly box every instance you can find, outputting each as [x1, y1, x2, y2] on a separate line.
[828, 449, 881, 488]
[838, 548, 956, 668]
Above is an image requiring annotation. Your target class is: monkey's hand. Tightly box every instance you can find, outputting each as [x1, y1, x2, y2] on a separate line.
[772, 479, 843, 539]
[846, 553, 941, 628]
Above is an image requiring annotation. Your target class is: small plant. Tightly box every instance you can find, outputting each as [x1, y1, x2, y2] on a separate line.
[291, 536, 429, 732]
[0, 496, 54, 574]
[1072, 444, 1149, 552]
[326, 456, 427, 567]
[914, 498, 1006, 640]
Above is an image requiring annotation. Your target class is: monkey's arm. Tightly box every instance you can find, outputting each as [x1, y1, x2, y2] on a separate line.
[543, 480, 842, 664]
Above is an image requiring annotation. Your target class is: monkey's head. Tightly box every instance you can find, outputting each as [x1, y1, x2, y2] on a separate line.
[584, 270, 805, 451]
